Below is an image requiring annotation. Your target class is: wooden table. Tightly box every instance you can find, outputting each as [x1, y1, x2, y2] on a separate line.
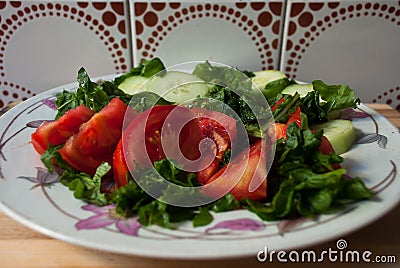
[0, 103, 399, 268]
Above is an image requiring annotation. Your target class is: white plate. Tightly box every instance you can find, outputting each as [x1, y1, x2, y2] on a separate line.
[0, 78, 400, 260]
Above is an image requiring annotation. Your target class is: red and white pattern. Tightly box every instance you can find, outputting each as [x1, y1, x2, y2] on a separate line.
[1, 1, 400, 111]
[281, 1, 400, 110]
[0, 1, 130, 108]
[131, 1, 284, 72]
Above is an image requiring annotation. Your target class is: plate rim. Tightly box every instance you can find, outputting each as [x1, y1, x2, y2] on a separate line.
[0, 76, 400, 260]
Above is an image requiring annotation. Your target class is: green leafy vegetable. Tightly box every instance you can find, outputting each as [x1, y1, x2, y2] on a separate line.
[60, 162, 111, 206]
[40, 144, 69, 172]
[55, 68, 129, 118]
[55, 58, 167, 118]
[241, 122, 372, 221]
[193, 61, 272, 133]
[312, 80, 360, 112]
[113, 58, 166, 85]
[262, 78, 296, 101]
[43, 59, 372, 230]
[193, 207, 214, 227]
[207, 193, 240, 212]
[111, 180, 152, 216]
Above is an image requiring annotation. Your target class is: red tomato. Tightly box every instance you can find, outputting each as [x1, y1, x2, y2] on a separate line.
[271, 97, 285, 111]
[273, 123, 288, 141]
[121, 105, 204, 176]
[59, 98, 137, 175]
[272, 96, 303, 128]
[196, 157, 221, 185]
[319, 136, 335, 155]
[113, 138, 130, 187]
[286, 106, 302, 128]
[192, 109, 237, 184]
[319, 135, 341, 169]
[204, 140, 268, 201]
[31, 105, 95, 155]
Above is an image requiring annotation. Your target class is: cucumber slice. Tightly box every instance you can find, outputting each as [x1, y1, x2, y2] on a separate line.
[147, 71, 209, 103]
[312, 119, 356, 155]
[118, 71, 210, 103]
[281, 84, 314, 98]
[252, 70, 287, 90]
[118, 76, 149, 95]
[281, 84, 342, 119]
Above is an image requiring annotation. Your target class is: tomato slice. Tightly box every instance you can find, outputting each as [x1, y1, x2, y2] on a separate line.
[31, 105, 95, 155]
[273, 123, 288, 141]
[272, 96, 303, 128]
[122, 105, 204, 176]
[59, 98, 137, 175]
[272, 97, 286, 111]
[113, 138, 130, 187]
[191, 108, 237, 184]
[204, 139, 268, 201]
[286, 106, 302, 128]
[319, 135, 341, 169]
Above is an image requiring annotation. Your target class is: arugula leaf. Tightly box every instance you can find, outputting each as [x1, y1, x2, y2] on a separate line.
[55, 58, 166, 118]
[338, 177, 373, 201]
[136, 200, 212, 228]
[194, 62, 271, 131]
[242, 168, 371, 220]
[137, 200, 171, 227]
[60, 162, 110, 206]
[193, 61, 254, 89]
[193, 207, 213, 227]
[153, 158, 199, 187]
[312, 80, 360, 112]
[111, 180, 152, 216]
[55, 68, 123, 118]
[40, 144, 70, 172]
[141, 58, 166, 78]
[113, 58, 165, 85]
[262, 78, 296, 101]
[242, 119, 372, 221]
[207, 193, 240, 212]
[300, 91, 329, 123]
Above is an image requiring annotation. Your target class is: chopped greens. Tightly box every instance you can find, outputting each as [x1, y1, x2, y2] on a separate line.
[60, 162, 111, 206]
[55, 58, 166, 118]
[36, 58, 373, 230]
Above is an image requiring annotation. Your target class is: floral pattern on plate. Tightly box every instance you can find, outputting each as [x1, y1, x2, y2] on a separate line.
[0, 80, 399, 258]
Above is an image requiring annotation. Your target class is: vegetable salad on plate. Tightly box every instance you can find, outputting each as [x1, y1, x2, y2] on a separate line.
[30, 58, 372, 228]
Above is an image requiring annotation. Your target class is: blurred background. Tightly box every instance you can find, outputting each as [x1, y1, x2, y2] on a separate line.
[1, 0, 399, 110]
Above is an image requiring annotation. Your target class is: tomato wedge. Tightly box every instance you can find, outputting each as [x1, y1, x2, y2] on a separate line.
[286, 106, 302, 128]
[204, 139, 268, 201]
[113, 138, 130, 187]
[31, 105, 95, 155]
[59, 98, 136, 175]
[120, 105, 204, 184]
[271, 97, 285, 111]
[273, 123, 288, 141]
[192, 108, 237, 184]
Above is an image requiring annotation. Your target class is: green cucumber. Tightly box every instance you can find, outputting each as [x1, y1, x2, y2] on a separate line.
[147, 71, 209, 103]
[252, 70, 291, 99]
[119, 71, 210, 103]
[312, 119, 356, 155]
[252, 70, 287, 90]
[118, 76, 149, 95]
[281, 84, 314, 98]
[281, 84, 341, 119]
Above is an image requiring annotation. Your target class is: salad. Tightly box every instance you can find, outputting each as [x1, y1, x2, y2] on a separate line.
[30, 58, 372, 228]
